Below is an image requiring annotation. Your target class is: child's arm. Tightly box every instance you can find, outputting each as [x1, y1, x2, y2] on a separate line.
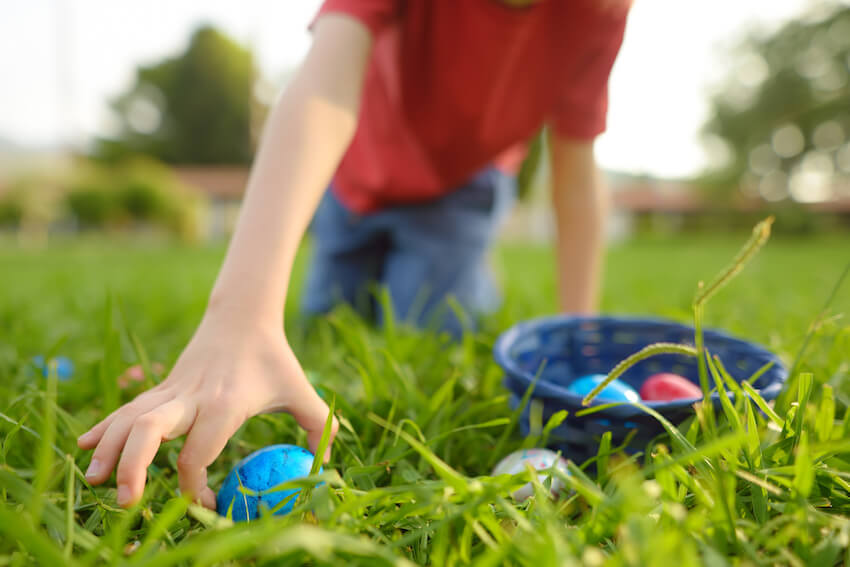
[548, 132, 608, 314]
[77, 14, 373, 509]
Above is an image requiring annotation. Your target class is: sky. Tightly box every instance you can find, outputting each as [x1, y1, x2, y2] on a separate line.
[0, 0, 818, 178]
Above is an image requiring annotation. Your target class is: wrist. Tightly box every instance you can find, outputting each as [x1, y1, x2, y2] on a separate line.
[205, 287, 283, 330]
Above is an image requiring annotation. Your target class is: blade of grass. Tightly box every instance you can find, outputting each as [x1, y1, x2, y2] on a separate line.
[596, 431, 612, 486]
[706, 351, 744, 434]
[0, 505, 80, 567]
[522, 409, 568, 450]
[130, 496, 190, 562]
[490, 359, 547, 468]
[641, 431, 747, 478]
[790, 373, 814, 464]
[794, 430, 814, 499]
[781, 261, 850, 411]
[693, 216, 774, 307]
[816, 384, 836, 443]
[693, 304, 716, 437]
[29, 362, 58, 522]
[312, 395, 336, 475]
[99, 292, 121, 413]
[369, 413, 476, 494]
[692, 217, 773, 438]
[740, 381, 783, 427]
[128, 330, 158, 386]
[0, 469, 108, 560]
[581, 343, 698, 405]
[292, 396, 337, 518]
[65, 454, 75, 558]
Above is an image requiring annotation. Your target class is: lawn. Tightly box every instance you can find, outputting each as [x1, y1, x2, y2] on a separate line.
[0, 231, 849, 566]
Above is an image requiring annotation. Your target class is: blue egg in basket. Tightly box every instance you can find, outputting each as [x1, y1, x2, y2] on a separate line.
[217, 444, 320, 522]
[493, 315, 787, 460]
[565, 374, 640, 403]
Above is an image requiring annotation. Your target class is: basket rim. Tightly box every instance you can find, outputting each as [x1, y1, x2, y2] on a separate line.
[493, 314, 787, 411]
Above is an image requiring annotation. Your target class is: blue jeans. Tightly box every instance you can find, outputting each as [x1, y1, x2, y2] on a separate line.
[301, 168, 516, 337]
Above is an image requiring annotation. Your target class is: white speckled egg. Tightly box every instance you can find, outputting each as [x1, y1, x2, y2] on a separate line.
[492, 448, 569, 501]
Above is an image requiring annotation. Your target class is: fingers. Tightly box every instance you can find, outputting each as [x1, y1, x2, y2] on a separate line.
[114, 398, 197, 507]
[77, 416, 115, 450]
[82, 391, 172, 484]
[177, 408, 245, 509]
[289, 388, 338, 463]
[77, 388, 169, 450]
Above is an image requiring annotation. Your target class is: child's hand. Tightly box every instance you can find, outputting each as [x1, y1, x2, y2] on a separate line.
[77, 313, 337, 509]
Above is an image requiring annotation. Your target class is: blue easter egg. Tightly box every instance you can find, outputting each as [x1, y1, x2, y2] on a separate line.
[566, 374, 640, 403]
[216, 444, 320, 521]
[32, 355, 74, 381]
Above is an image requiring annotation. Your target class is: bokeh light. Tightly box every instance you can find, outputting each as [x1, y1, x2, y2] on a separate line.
[758, 170, 789, 201]
[736, 52, 769, 88]
[789, 151, 835, 202]
[772, 124, 805, 158]
[813, 121, 845, 150]
[126, 98, 162, 135]
[836, 142, 850, 173]
[749, 144, 781, 176]
[796, 46, 831, 79]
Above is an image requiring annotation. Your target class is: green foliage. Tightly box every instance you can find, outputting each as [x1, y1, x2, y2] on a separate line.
[517, 130, 544, 201]
[95, 26, 260, 165]
[0, 172, 68, 229]
[702, 2, 850, 202]
[0, 235, 848, 565]
[59, 159, 207, 240]
[0, 192, 23, 227]
[66, 182, 114, 229]
[0, 159, 207, 241]
[111, 158, 208, 240]
[117, 180, 168, 221]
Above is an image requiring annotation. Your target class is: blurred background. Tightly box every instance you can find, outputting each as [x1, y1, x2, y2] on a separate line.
[1, 0, 850, 244]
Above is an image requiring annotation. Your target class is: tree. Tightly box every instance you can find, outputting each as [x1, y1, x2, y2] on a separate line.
[95, 26, 262, 164]
[701, 3, 850, 204]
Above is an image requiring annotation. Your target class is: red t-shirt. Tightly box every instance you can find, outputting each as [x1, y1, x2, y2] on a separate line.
[314, 0, 629, 213]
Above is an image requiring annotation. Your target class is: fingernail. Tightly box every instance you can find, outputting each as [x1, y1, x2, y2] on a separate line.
[78, 431, 92, 443]
[85, 459, 101, 479]
[117, 485, 131, 506]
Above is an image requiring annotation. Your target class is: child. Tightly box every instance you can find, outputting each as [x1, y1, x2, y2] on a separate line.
[78, 0, 630, 509]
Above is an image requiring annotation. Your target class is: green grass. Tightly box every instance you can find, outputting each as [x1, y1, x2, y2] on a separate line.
[0, 232, 849, 566]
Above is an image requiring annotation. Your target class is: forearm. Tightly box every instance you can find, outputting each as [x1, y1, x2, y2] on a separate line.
[209, 90, 355, 322]
[549, 133, 608, 313]
[207, 16, 370, 325]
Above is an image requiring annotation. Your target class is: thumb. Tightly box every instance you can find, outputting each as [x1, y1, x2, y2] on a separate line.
[290, 387, 338, 463]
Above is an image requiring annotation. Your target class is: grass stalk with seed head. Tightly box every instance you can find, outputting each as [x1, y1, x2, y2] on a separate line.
[692, 216, 774, 436]
[581, 343, 698, 406]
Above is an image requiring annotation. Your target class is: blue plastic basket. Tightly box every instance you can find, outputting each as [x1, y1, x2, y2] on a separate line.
[493, 315, 787, 460]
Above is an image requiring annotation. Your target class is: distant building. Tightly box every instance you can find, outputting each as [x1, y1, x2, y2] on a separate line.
[171, 165, 850, 241]
[173, 166, 250, 238]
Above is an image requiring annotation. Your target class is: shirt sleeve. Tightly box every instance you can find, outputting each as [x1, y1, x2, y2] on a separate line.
[550, 11, 628, 141]
[311, 0, 401, 39]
